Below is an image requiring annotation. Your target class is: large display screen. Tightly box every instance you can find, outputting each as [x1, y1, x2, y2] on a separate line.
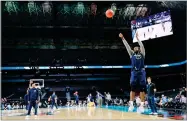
[131, 10, 173, 43]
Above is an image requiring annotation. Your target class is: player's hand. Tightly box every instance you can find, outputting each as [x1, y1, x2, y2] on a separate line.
[28, 101, 30, 104]
[119, 33, 124, 39]
[136, 32, 139, 38]
[136, 32, 138, 36]
[36, 100, 39, 104]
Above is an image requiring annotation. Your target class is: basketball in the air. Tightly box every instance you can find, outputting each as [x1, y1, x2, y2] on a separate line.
[105, 9, 114, 18]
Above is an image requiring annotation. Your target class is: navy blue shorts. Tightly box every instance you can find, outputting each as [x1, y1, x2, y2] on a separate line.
[130, 69, 146, 86]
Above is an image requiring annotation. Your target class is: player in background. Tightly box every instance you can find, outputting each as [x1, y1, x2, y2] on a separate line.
[147, 77, 158, 115]
[26, 83, 40, 117]
[74, 91, 79, 106]
[51, 92, 58, 113]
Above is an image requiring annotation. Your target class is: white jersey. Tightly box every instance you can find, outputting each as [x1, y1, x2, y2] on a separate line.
[106, 94, 111, 101]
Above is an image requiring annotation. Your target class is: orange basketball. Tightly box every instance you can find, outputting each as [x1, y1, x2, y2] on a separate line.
[106, 9, 114, 18]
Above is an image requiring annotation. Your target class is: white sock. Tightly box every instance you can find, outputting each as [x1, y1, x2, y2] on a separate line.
[129, 101, 133, 106]
[140, 102, 144, 107]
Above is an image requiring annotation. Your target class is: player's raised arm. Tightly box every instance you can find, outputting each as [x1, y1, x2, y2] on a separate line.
[119, 33, 133, 57]
[136, 32, 145, 57]
[29, 80, 33, 88]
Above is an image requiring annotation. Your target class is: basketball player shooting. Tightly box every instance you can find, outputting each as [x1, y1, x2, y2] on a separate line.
[119, 32, 146, 113]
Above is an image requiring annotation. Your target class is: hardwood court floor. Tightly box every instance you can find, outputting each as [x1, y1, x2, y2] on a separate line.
[2, 107, 171, 120]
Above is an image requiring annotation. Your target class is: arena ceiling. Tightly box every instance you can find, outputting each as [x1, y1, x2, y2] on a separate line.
[2, 1, 186, 27]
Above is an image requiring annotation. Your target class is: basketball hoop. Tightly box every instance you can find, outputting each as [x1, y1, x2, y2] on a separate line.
[30, 79, 44, 88]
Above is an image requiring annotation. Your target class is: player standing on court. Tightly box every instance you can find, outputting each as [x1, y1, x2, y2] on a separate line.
[26, 83, 40, 117]
[119, 32, 146, 113]
[146, 77, 158, 115]
[51, 92, 58, 110]
[74, 91, 79, 106]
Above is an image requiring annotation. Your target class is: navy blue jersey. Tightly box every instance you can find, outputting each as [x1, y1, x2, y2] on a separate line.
[147, 83, 156, 97]
[75, 95, 79, 101]
[51, 94, 56, 102]
[28, 88, 39, 101]
[131, 52, 145, 70]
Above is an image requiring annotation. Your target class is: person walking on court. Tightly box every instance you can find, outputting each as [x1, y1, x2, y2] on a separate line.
[147, 77, 158, 115]
[74, 91, 79, 106]
[51, 92, 58, 110]
[26, 83, 40, 117]
[96, 91, 104, 107]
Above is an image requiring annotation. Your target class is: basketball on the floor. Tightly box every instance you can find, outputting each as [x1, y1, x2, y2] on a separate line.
[106, 9, 114, 18]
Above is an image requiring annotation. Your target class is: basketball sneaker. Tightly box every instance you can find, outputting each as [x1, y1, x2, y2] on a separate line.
[149, 112, 154, 115]
[139, 102, 145, 113]
[153, 112, 158, 115]
[25, 115, 30, 119]
[128, 106, 134, 112]
[128, 101, 134, 112]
